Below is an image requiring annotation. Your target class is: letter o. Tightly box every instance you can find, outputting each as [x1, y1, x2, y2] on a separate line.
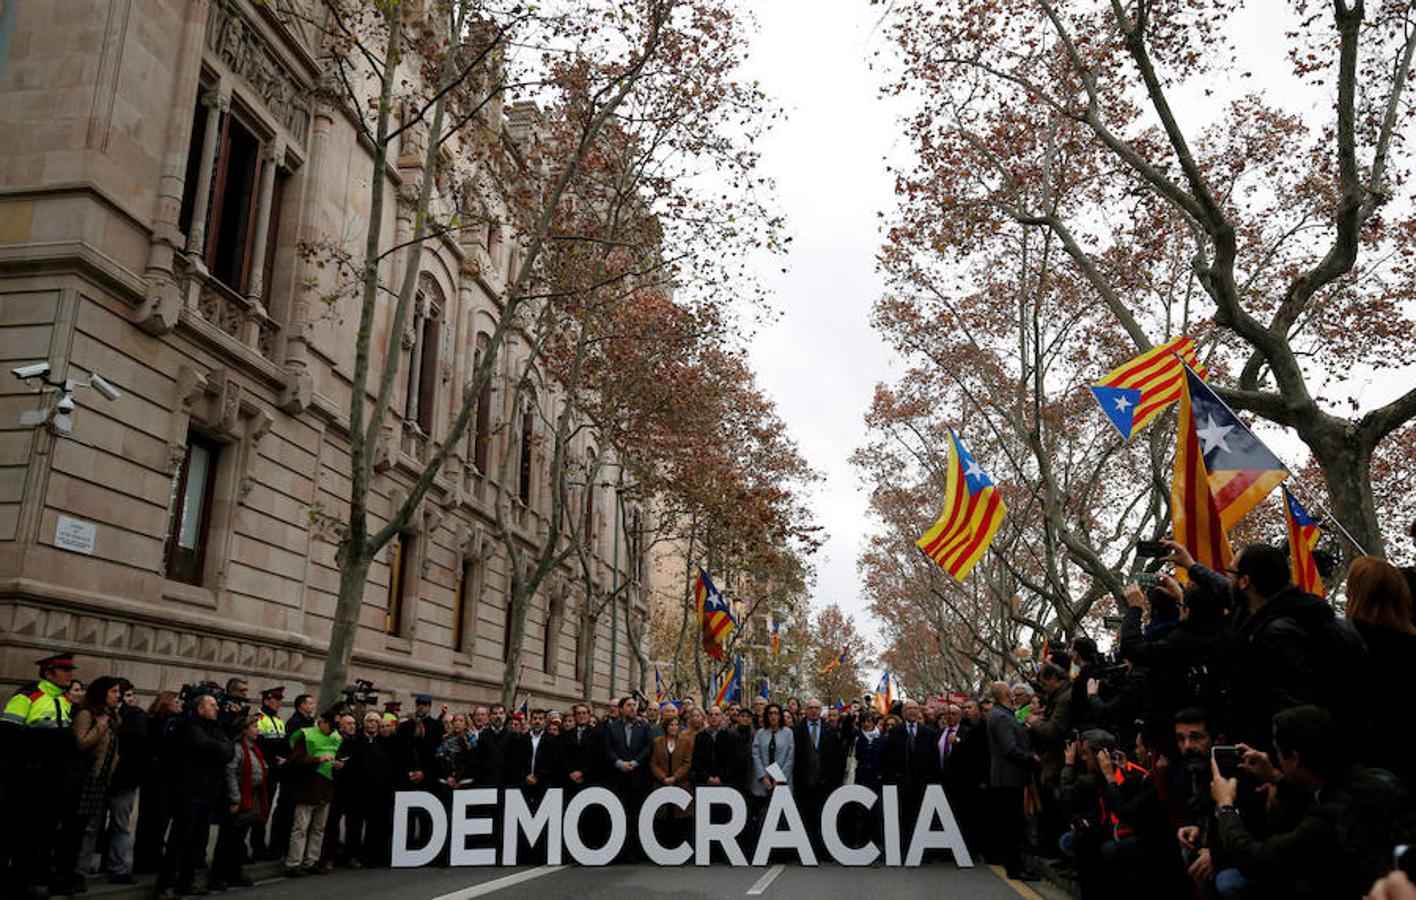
[563, 786, 626, 866]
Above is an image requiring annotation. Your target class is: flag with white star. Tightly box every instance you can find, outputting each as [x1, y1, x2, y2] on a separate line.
[1091, 336, 1208, 439]
[1184, 366, 1287, 530]
[916, 429, 1007, 580]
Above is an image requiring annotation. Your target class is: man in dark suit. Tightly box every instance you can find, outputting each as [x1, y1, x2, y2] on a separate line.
[793, 698, 846, 847]
[985, 682, 1038, 881]
[691, 705, 742, 788]
[882, 699, 939, 788]
[511, 708, 558, 798]
[944, 699, 989, 854]
[475, 703, 511, 786]
[560, 703, 601, 792]
[602, 696, 651, 860]
[603, 696, 651, 791]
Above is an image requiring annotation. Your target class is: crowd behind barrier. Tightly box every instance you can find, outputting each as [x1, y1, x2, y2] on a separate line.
[4, 533, 1416, 899]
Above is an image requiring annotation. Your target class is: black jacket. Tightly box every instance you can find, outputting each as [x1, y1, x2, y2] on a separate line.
[1353, 620, 1416, 787]
[602, 719, 651, 787]
[792, 720, 846, 791]
[477, 726, 515, 785]
[510, 731, 559, 787]
[1230, 586, 1369, 747]
[559, 724, 602, 784]
[164, 714, 234, 805]
[108, 705, 150, 792]
[1119, 605, 1231, 729]
[881, 721, 939, 787]
[690, 726, 742, 787]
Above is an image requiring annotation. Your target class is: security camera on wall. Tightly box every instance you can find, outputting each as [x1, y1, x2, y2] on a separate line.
[88, 373, 122, 401]
[11, 362, 51, 380]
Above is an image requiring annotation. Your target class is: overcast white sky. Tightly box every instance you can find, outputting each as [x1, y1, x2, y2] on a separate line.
[730, 1, 1416, 657]
[737, 2, 906, 648]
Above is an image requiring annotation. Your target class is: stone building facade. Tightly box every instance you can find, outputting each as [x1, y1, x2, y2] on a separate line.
[0, 0, 646, 707]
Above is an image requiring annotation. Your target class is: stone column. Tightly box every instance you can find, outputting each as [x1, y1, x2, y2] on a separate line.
[244, 138, 284, 306]
[184, 88, 229, 261]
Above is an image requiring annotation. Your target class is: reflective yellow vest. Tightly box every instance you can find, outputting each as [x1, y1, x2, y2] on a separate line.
[1, 678, 70, 728]
[256, 710, 286, 738]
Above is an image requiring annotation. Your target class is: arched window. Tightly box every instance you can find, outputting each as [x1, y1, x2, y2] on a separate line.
[404, 279, 443, 436]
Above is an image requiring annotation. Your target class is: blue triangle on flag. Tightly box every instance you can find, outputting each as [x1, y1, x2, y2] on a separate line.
[1091, 385, 1142, 439]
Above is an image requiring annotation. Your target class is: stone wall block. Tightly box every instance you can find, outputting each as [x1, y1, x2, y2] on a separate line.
[10, 605, 39, 637]
[272, 649, 290, 672]
[129, 625, 153, 655]
[75, 616, 102, 649]
[255, 646, 273, 670]
[219, 639, 239, 665]
[43, 610, 72, 642]
[198, 636, 219, 662]
[154, 629, 176, 657]
[103, 620, 129, 651]
[237, 643, 256, 669]
[176, 632, 197, 659]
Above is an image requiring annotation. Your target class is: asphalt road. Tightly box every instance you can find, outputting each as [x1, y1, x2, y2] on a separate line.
[227, 862, 1066, 900]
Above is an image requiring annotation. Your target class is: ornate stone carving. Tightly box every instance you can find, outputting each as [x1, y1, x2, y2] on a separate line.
[206, 0, 310, 142]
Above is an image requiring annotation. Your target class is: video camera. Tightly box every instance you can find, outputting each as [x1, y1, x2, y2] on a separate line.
[340, 678, 381, 710]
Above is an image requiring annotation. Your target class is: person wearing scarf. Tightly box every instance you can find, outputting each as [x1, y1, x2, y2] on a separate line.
[211, 714, 269, 890]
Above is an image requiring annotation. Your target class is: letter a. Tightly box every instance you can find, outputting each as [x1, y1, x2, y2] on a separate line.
[751, 788, 817, 866]
[904, 784, 973, 867]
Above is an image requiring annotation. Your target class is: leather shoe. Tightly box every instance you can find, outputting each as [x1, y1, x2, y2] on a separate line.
[1006, 868, 1041, 882]
[108, 874, 138, 885]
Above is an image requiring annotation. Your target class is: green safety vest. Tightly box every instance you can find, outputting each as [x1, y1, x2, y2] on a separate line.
[297, 726, 343, 780]
[1, 678, 70, 728]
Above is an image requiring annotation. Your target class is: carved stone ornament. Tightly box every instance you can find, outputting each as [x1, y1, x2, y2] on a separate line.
[169, 364, 273, 509]
[205, 0, 311, 142]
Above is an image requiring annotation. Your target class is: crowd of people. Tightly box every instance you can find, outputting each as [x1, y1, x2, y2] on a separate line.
[3, 531, 1416, 900]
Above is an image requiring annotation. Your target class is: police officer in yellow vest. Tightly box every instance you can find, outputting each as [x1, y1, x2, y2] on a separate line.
[249, 686, 287, 858]
[1, 651, 80, 896]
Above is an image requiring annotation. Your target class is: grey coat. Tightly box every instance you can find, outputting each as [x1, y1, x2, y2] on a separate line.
[750, 726, 794, 797]
[986, 706, 1033, 788]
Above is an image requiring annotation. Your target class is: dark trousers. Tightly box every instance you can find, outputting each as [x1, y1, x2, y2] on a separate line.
[210, 810, 251, 887]
[361, 794, 393, 867]
[266, 773, 296, 857]
[54, 813, 94, 887]
[986, 785, 1026, 874]
[132, 780, 170, 874]
[156, 801, 211, 891]
[321, 797, 367, 862]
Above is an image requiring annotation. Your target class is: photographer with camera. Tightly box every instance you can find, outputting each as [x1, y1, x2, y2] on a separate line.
[154, 688, 234, 900]
[1118, 572, 1231, 746]
[1209, 705, 1416, 899]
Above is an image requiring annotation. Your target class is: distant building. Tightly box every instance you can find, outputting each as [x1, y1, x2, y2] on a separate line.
[0, 0, 645, 707]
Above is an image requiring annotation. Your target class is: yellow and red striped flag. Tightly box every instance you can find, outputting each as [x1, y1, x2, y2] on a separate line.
[916, 430, 1007, 580]
[695, 568, 733, 661]
[1283, 487, 1323, 596]
[1182, 366, 1288, 531]
[1171, 369, 1233, 574]
[1091, 336, 1208, 439]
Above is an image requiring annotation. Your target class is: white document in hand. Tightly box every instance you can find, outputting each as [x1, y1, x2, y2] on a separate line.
[766, 762, 788, 784]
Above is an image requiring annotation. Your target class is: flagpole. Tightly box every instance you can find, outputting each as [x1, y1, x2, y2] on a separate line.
[1173, 355, 1369, 557]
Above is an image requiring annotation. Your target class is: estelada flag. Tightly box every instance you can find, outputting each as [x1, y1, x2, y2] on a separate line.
[1172, 367, 1234, 574]
[770, 617, 780, 656]
[819, 644, 848, 676]
[873, 671, 893, 714]
[713, 656, 742, 706]
[654, 667, 666, 704]
[1183, 366, 1287, 531]
[1091, 336, 1208, 439]
[916, 430, 1007, 581]
[1284, 487, 1324, 596]
[695, 568, 733, 661]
